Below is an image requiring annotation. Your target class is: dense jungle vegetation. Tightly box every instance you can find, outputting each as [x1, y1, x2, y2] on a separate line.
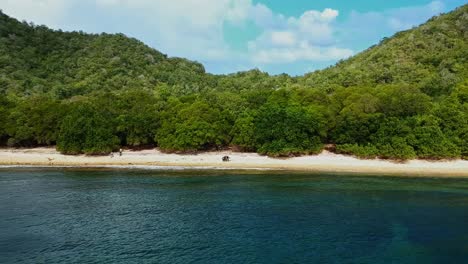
[0, 5, 467, 159]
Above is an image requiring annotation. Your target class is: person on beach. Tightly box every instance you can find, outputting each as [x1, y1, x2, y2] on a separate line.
[119, 149, 123, 156]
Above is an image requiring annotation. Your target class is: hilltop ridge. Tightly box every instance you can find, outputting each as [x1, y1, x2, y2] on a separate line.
[301, 4, 468, 96]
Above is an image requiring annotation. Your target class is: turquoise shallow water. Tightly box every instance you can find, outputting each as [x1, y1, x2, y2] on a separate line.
[1, 169, 468, 263]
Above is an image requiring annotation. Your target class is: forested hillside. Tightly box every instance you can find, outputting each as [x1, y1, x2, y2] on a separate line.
[301, 5, 468, 95]
[0, 5, 467, 159]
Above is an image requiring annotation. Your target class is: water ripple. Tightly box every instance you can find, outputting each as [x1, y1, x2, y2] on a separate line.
[1, 169, 468, 263]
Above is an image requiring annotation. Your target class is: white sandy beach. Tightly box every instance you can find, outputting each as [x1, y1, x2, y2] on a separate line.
[0, 147, 467, 177]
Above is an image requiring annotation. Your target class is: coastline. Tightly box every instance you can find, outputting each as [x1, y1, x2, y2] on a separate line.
[1, 147, 468, 177]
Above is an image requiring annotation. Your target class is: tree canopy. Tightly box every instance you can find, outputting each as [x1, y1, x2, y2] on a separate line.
[0, 5, 467, 159]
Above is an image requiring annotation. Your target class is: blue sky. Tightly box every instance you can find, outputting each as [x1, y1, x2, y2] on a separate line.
[1, 0, 466, 75]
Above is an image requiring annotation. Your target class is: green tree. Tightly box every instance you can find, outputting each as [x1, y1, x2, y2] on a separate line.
[254, 96, 326, 157]
[156, 100, 230, 152]
[57, 102, 119, 155]
[5, 96, 64, 146]
[113, 90, 161, 147]
[0, 96, 11, 145]
[407, 116, 461, 159]
[230, 111, 257, 151]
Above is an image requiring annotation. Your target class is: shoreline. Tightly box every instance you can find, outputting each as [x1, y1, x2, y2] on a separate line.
[1, 147, 468, 177]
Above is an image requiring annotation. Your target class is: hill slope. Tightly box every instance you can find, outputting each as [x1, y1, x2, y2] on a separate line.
[301, 4, 468, 97]
[0, 10, 215, 98]
[0, 6, 467, 160]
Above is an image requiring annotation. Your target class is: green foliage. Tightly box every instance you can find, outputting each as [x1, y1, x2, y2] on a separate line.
[336, 144, 379, 159]
[230, 111, 257, 151]
[301, 5, 468, 96]
[377, 138, 417, 160]
[0, 96, 11, 145]
[253, 91, 327, 157]
[0, 11, 213, 99]
[156, 100, 230, 152]
[110, 90, 161, 147]
[368, 117, 416, 159]
[459, 131, 468, 159]
[329, 88, 380, 145]
[376, 85, 431, 117]
[1, 6, 468, 160]
[408, 116, 461, 159]
[433, 81, 468, 158]
[4, 96, 64, 146]
[57, 102, 119, 155]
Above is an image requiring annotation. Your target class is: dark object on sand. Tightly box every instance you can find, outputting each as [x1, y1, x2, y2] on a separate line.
[222, 156, 230, 162]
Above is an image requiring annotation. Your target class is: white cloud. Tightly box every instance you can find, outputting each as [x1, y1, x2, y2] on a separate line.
[94, 1, 351, 65]
[297, 8, 339, 24]
[0, 0, 70, 28]
[321, 8, 340, 21]
[252, 45, 353, 64]
[429, 1, 445, 13]
[97, 0, 347, 66]
[344, 1, 446, 36]
[270, 31, 296, 46]
[249, 3, 275, 28]
[386, 0, 445, 30]
[248, 7, 352, 64]
[286, 9, 337, 45]
[225, 0, 252, 25]
[94, 0, 252, 61]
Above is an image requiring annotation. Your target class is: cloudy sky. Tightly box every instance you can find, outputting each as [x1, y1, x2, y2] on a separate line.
[0, 0, 465, 75]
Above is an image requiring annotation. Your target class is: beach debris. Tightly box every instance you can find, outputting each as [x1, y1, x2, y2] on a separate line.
[222, 156, 230, 162]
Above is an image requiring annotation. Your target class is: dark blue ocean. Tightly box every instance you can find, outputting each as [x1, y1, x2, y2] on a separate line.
[1, 169, 468, 263]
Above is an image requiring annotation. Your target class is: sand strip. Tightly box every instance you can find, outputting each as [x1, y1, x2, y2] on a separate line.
[0, 148, 467, 177]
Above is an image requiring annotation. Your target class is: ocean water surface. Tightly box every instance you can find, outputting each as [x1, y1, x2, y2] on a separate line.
[1, 168, 468, 263]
